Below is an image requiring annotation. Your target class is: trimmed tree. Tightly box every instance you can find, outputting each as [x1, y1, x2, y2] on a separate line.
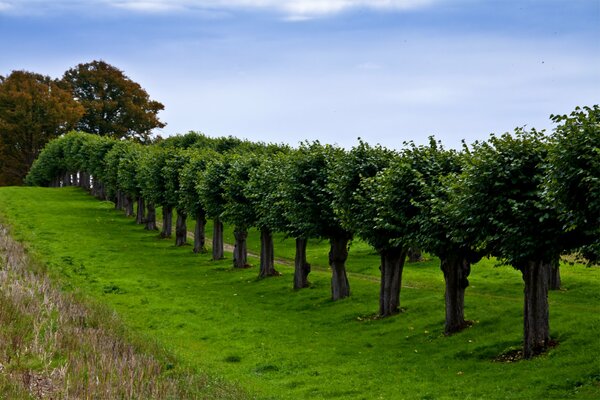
[452, 128, 564, 358]
[179, 149, 217, 253]
[546, 105, 600, 269]
[197, 154, 229, 261]
[328, 140, 400, 315]
[408, 138, 481, 334]
[280, 142, 351, 300]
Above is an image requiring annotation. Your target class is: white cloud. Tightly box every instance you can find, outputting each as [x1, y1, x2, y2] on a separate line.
[104, 0, 435, 17]
[0, 1, 14, 11]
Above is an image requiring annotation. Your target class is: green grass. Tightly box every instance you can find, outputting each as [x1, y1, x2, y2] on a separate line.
[1, 186, 599, 399]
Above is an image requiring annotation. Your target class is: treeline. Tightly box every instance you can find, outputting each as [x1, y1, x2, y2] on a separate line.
[26, 105, 599, 360]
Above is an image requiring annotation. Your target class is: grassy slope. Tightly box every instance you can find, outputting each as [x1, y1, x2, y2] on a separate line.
[0, 186, 598, 399]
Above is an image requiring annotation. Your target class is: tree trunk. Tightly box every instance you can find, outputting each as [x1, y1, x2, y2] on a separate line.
[145, 202, 157, 230]
[407, 247, 422, 263]
[125, 196, 134, 217]
[212, 217, 224, 260]
[175, 210, 187, 246]
[521, 260, 551, 359]
[136, 197, 146, 225]
[329, 235, 350, 301]
[549, 259, 561, 290]
[294, 238, 311, 289]
[193, 211, 207, 253]
[379, 246, 407, 317]
[160, 206, 173, 238]
[441, 254, 471, 334]
[233, 229, 248, 268]
[259, 228, 279, 278]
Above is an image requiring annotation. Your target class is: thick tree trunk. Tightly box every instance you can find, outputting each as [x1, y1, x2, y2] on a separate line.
[294, 238, 311, 289]
[212, 217, 224, 260]
[329, 235, 350, 301]
[259, 228, 279, 278]
[175, 210, 187, 246]
[407, 247, 422, 263]
[115, 191, 122, 210]
[549, 259, 561, 290]
[125, 196, 134, 217]
[233, 229, 248, 268]
[145, 202, 157, 231]
[136, 197, 146, 225]
[441, 254, 471, 334]
[160, 206, 173, 238]
[379, 246, 407, 317]
[193, 211, 207, 253]
[521, 260, 551, 359]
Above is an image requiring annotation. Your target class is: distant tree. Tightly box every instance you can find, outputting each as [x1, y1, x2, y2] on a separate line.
[62, 60, 165, 143]
[453, 129, 563, 358]
[220, 154, 260, 269]
[197, 154, 229, 261]
[0, 70, 84, 185]
[178, 149, 216, 253]
[137, 146, 169, 232]
[248, 152, 312, 287]
[546, 105, 600, 267]
[161, 149, 190, 246]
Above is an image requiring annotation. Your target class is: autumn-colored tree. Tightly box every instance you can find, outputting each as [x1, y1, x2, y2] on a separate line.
[0, 71, 84, 185]
[62, 60, 165, 143]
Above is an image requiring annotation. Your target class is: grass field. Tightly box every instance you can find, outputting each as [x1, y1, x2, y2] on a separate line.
[0, 186, 599, 399]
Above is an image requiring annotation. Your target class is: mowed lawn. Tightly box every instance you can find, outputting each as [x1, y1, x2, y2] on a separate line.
[0, 186, 598, 399]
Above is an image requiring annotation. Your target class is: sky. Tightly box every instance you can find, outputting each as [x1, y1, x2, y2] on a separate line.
[0, 0, 599, 149]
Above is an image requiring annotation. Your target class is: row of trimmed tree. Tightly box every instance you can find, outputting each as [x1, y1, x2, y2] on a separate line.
[26, 105, 599, 359]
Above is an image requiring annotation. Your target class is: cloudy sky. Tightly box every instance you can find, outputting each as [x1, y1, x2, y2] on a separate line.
[1, 0, 598, 149]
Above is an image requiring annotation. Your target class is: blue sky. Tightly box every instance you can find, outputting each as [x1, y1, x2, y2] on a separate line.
[1, 0, 598, 149]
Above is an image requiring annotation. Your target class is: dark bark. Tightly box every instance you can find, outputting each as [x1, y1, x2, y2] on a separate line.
[329, 235, 350, 301]
[233, 229, 249, 268]
[294, 238, 311, 289]
[441, 254, 471, 334]
[136, 197, 146, 225]
[549, 259, 561, 290]
[379, 246, 407, 317]
[193, 211, 207, 253]
[125, 196, 134, 217]
[175, 210, 187, 246]
[407, 247, 422, 263]
[115, 191, 122, 210]
[521, 260, 551, 359]
[212, 217, 224, 260]
[160, 206, 173, 238]
[259, 228, 279, 278]
[145, 202, 158, 231]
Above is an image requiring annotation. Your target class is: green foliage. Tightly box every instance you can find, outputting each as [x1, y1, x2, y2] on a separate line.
[246, 153, 289, 232]
[103, 141, 135, 199]
[221, 154, 260, 230]
[197, 153, 229, 219]
[25, 138, 66, 186]
[279, 142, 348, 240]
[451, 128, 563, 268]
[547, 105, 600, 263]
[328, 139, 397, 249]
[137, 146, 169, 206]
[162, 148, 190, 209]
[178, 148, 216, 217]
[406, 138, 469, 259]
[116, 142, 144, 198]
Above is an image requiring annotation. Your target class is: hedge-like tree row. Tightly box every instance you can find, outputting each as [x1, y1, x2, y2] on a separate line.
[25, 106, 599, 359]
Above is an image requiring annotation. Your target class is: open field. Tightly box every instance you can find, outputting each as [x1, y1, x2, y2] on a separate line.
[0, 186, 599, 399]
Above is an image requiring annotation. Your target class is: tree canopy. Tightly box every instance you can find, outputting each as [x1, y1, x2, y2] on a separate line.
[0, 70, 84, 185]
[62, 60, 165, 143]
